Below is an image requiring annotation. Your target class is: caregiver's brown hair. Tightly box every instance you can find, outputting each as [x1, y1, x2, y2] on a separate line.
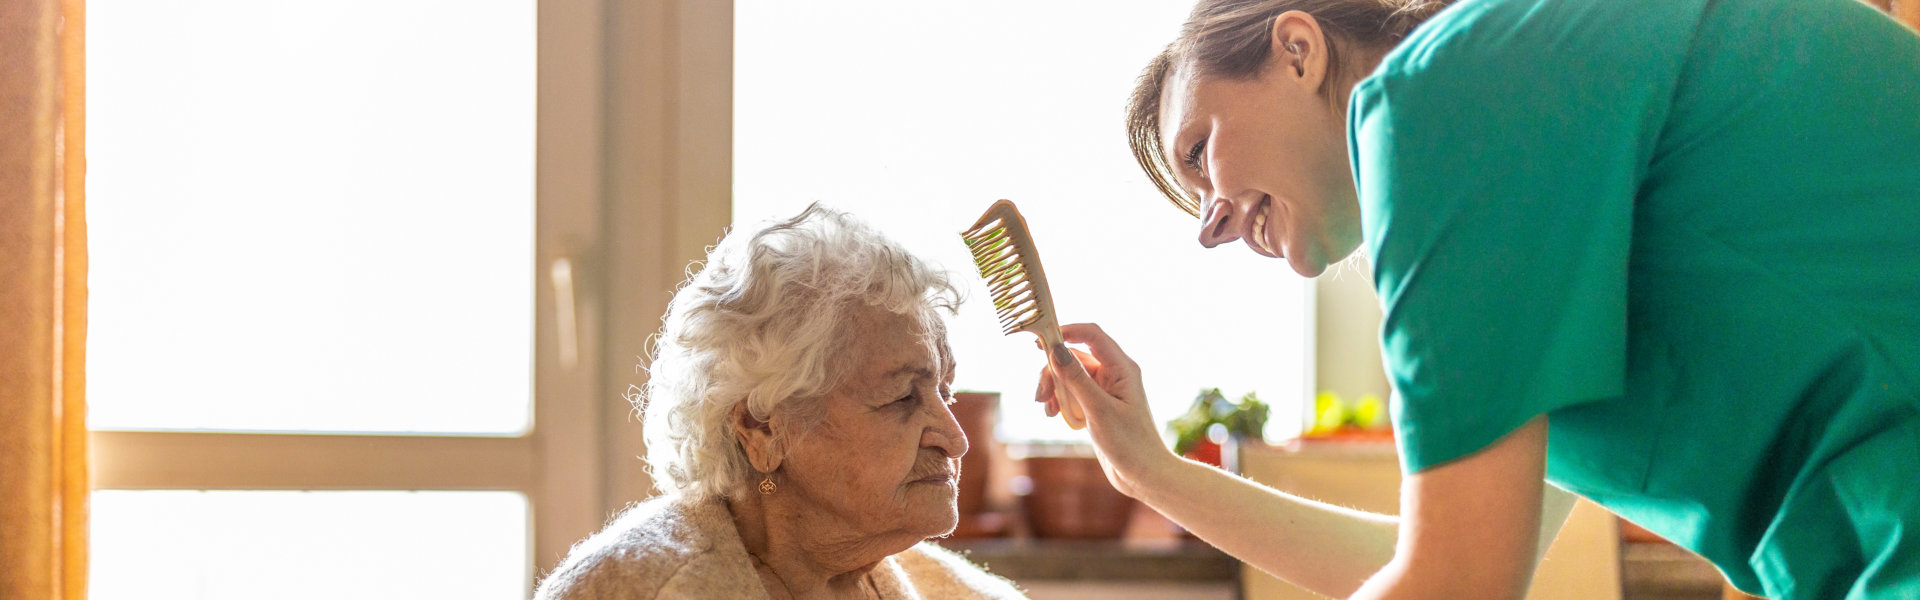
[1127, 0, 1457, 217]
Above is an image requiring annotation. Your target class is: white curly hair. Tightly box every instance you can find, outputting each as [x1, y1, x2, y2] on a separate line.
[637, 203, 962, 501]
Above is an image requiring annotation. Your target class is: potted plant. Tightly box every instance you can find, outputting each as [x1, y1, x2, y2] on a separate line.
[1167, 388, 1270, 469]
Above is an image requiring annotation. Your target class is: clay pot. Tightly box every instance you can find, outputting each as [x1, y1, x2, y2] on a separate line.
[950, 391, 999, 516]
[1020, 453, 1136, 539]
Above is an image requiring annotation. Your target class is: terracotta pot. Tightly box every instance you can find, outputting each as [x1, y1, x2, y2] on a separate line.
[950, 392, 999, 517]
[1020, 454, 1136, 539]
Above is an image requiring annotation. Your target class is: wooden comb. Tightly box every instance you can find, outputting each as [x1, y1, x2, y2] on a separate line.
[960, 199, 1085, 429]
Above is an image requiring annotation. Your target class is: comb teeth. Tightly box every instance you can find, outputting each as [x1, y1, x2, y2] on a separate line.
[959, 200, 1060, 341]
[962, 226, 1037, 334]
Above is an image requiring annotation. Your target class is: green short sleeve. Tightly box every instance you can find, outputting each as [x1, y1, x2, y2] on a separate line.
[1347, 1, 1688, 473]
[1343, 0, 1920, 590]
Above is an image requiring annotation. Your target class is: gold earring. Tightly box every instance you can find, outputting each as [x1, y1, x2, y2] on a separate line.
[758, 473, 776, 495]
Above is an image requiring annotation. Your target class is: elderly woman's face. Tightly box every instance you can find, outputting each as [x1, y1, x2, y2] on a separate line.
[778, 307, 969, 540]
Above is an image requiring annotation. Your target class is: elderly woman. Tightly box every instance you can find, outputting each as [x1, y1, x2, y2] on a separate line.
[534, 205, 1026, 600]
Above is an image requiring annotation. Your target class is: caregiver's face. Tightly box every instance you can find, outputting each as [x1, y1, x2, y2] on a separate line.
[1158, 56, 1362, 278]
[777, 307, 968, 540]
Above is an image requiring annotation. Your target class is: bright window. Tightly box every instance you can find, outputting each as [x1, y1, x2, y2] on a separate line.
[87, 0, 536, 435]
[735, 1, 1313, 441]
[91, 491, 530, 599]
[83, 1, 569, 597]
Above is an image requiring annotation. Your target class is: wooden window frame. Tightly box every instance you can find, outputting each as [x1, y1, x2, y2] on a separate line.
[86, 0, 734, 590]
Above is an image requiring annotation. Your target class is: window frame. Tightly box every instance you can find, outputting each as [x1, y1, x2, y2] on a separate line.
[85, 0, 735, 589]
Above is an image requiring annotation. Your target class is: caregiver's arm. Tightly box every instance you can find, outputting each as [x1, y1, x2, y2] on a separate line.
[1041, 324, 1574, 599]
[1348, 417, 1557, 600]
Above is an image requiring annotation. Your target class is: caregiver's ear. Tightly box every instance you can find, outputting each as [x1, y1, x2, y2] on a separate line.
[731, 402, 784, 473]
[1266, 10, 1331, 88]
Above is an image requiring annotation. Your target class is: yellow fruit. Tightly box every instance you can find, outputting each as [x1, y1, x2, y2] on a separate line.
[1353, 394, 1387, 429]
[1311, 391, 1346, 434]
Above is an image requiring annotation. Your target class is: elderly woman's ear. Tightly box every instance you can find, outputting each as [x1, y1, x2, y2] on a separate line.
[730, 402, 783, 474]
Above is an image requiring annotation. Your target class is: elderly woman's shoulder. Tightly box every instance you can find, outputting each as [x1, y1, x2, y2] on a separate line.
[894, 541, 1029, 600]
[532, 495, 764, 600]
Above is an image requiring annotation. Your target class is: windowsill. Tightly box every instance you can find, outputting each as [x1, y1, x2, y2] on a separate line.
[934, 536, 1238, 583]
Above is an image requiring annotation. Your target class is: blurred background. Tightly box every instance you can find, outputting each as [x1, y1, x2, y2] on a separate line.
[21, 0, 1909, 598]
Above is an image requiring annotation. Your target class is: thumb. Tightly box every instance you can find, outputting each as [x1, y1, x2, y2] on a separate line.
[1047, 342, 1096, 391]
[1045, 342, 1096, 430]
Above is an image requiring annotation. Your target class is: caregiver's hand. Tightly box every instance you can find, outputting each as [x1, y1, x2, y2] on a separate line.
[1036, 323, 1177, 498]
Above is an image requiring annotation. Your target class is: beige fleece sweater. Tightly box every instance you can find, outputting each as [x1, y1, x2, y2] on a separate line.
[534, 494, 1029, 600]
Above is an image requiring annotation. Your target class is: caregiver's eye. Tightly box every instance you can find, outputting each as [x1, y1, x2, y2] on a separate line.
[891, 393, 916, 407]
[1183, 138, 1208, 175]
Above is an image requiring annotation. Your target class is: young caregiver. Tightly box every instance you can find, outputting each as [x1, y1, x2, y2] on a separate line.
[1034, 0, 1920, 598]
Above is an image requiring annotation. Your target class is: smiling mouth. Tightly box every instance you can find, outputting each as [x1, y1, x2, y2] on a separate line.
[1247, 196, 1279, 258]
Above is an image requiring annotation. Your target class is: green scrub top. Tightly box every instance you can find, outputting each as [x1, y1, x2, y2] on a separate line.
[1347, 0, 1920, 597]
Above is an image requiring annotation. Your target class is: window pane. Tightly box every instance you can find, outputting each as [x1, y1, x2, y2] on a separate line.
[86, 0, 536, 434]
[735, 1, 1313, 442]
[91, 490, 530, 599]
